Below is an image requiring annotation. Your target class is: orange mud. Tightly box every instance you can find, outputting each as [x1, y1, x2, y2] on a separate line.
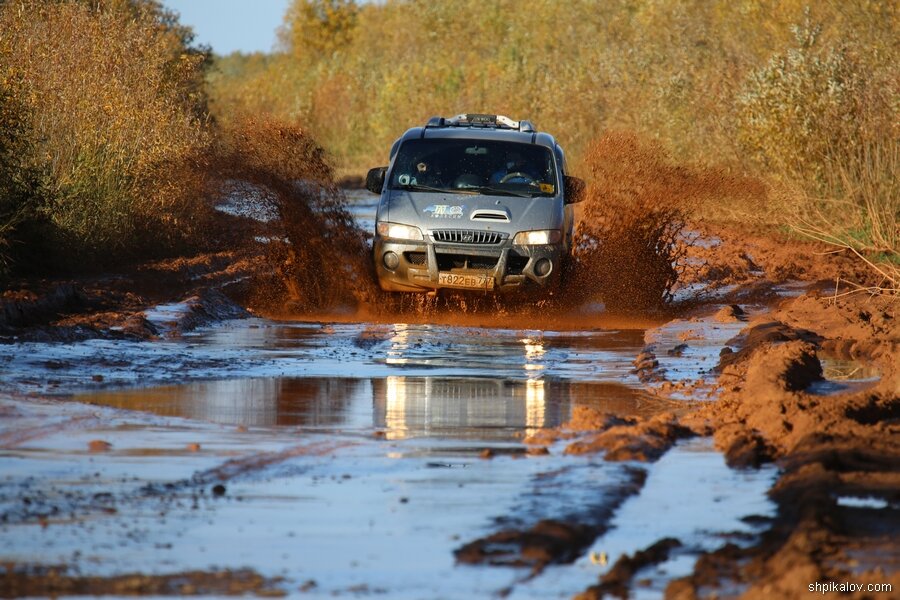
[665, 289, 900, 599]
[238, 129, 772, 322]
[1, 566, 284, 598]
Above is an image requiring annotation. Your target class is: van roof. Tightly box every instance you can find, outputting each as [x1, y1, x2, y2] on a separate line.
[396, 113, 557, 150]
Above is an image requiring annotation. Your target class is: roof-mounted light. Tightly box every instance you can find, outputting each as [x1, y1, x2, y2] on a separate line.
[427, 113, 535, 132]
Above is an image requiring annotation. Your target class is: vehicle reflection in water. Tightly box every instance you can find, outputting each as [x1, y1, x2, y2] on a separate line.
[373, 376, 561, 440]
[81, 376, 663, 440]
[521, 336, 546, 373]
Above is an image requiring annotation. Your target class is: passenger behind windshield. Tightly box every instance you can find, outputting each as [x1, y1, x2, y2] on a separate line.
[391, 139, 556, 196]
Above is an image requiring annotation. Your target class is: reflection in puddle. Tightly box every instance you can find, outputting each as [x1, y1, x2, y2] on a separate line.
[820, 357, 880, 382]
[78, 376, 664, 441]
[809, 356, 881, 395]
[376, 377, 561, 440]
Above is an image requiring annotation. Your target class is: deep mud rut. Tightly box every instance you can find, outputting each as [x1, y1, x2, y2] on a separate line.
[1, 191, 896, 598]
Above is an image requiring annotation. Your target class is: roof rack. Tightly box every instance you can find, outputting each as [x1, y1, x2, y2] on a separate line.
[425, 113, 535, 133]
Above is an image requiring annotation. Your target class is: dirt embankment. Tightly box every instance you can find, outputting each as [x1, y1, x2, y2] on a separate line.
[667, 289, 899, 599]
[0, 252, 256, 342]
[523, 223, 899, 598]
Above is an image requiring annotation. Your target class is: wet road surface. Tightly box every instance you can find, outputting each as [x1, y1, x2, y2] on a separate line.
[0, 191, 779, 598]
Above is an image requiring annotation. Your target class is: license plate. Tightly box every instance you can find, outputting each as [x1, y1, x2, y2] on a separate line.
[438, 272, 495, 290]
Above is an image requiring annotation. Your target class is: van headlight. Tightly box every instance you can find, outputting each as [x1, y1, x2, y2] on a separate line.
[513, 230, 561, 245]
[377, 222, 424, 241]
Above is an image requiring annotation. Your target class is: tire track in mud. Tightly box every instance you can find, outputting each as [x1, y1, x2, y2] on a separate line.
[0, 415, 100, 449]
[1, 438, 357, 526]
[187, 439, 356, 486]
[455, 463, 649, 580]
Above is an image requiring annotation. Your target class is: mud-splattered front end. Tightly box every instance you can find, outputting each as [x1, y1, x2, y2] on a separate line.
[374, 190, 569, 293]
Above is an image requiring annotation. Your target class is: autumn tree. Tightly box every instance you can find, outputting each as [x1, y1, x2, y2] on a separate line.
[280, 0, 358, 62]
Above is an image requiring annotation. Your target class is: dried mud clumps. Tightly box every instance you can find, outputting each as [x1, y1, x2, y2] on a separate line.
[0, 566, 284, 598]
[454, 467, 648, 575]
[674, 293, 900, 598]
[574, 537, 682, 600]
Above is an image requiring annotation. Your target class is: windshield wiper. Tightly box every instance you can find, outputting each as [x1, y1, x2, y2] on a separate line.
[469, 186, 534, 198]
[395, 183, 475, 195]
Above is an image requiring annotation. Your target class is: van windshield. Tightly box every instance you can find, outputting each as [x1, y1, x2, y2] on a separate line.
[389, 139, 557, 197]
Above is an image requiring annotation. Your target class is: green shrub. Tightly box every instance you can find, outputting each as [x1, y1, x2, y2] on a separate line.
[734, 11, 864, 188]
[0, 0, 212, 270]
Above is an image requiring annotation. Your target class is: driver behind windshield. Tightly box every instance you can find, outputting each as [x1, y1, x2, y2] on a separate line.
[490, 151, 540, 185]
[391, 139, 555, 193]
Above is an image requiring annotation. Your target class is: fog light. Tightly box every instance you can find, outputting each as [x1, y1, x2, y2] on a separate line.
[534, 258, 552, 277]
[383, 251, 400, 270]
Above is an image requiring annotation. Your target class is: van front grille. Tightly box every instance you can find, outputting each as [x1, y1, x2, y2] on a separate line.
[433, 229, 504, 245]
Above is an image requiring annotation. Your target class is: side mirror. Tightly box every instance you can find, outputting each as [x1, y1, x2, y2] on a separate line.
[563, 175, 585, 204]
[366, 166, 387, 194]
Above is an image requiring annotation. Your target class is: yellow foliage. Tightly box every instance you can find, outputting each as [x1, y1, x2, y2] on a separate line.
[209, 0, 897, 189]
[280, 0, 359, 61]
[0, 0, 212, 264]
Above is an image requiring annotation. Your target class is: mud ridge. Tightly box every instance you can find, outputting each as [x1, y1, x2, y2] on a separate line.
[454, 466, 647, 576]
[671, 291, 899, 598]
[575, 537, 683, 599]
[524, 406, 693, 463]
[0, 565, 285, 597]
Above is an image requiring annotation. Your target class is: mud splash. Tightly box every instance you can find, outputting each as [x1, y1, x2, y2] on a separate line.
[570, 132, 766, 311]
[233, 129, 770, 322]
[209, 118, 379, 315]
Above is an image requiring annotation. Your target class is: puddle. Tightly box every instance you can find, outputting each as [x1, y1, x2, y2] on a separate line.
[0, 320, 648, 396]
[836, 496, 890, 510]
[809, 355, 881, 395]
[0, 192, 781, 596]
[74, 376, 668, 436]
[819, 356, 880, 382]
[0, 367, 774, 598]
[508, 438, 777, 599]
[642, 307, 757, 398]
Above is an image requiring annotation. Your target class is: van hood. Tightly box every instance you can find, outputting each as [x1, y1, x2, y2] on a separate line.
[383, 190, 562, 235]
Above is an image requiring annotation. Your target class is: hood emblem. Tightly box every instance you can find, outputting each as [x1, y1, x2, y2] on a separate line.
[424, 204, 465, 219]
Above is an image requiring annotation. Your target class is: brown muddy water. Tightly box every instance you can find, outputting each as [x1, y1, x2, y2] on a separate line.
[0, 191, 780, 598]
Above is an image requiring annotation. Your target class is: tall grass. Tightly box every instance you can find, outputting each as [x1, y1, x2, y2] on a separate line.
[0, 0, 212, 271]
[0, 77, 44, 275]
[209, 0, 897, 178]
[789, 135, 900, 294]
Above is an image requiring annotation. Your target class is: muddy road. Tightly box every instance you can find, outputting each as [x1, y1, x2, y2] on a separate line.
[1, 191, 896, 598]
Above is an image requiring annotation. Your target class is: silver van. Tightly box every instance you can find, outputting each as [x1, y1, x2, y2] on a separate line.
[366, 114, 584, 293]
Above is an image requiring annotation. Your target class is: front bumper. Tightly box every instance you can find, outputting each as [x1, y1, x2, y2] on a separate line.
[374, 235, 563, 293]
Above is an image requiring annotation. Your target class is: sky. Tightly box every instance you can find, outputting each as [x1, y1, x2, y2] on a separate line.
[161, 0, 290, 55]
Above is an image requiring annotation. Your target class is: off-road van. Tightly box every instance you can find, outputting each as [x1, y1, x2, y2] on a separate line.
[366, 113, 584, 293]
